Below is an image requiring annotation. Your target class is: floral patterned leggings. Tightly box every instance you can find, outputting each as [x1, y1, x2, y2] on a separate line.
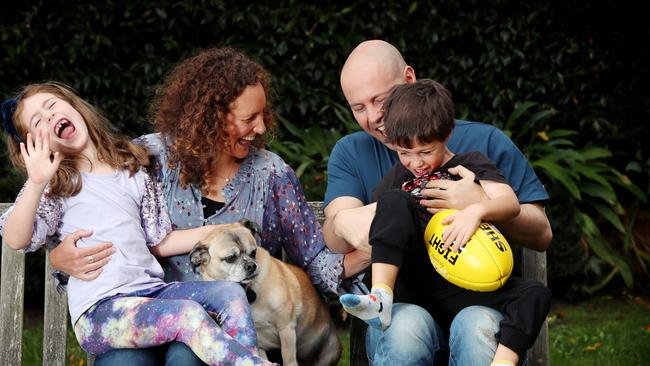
[74, 280, 273, 366]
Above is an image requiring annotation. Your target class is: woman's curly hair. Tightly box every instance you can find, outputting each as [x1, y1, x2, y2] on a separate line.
[151, 47, 276, 191]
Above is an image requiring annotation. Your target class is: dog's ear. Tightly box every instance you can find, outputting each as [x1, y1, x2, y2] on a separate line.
[189, 243, 210, 273]
[239, 218, 262, 237]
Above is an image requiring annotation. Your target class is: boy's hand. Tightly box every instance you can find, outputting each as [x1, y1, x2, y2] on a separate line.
[20, 131, 63, 186]
[441, 204, 484, 252]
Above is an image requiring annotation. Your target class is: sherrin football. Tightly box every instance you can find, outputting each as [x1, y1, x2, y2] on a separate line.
[424, 209, 513, 292]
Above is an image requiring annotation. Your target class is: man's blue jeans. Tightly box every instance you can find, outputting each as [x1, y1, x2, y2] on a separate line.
[365, 303, 503, 366]
[94, 342, 206, 366]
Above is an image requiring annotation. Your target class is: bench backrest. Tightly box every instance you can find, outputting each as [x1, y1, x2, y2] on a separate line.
[0, 202, 549, 366]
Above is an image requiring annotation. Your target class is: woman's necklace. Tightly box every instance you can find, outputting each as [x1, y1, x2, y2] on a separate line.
[214, 162, 239, 184]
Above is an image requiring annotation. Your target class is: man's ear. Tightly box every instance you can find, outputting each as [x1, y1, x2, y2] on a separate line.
[239, 218, 262, 237]
[404, 65, 416, 84]
[189, 243, 210, 273]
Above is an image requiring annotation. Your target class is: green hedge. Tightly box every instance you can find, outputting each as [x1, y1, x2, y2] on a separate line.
[2, 0, 649, 296]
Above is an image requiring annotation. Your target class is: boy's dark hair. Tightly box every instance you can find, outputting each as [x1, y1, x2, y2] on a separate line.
[383, 79, 455, 148]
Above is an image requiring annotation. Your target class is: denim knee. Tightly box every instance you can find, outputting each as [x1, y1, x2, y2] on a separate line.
[203, 280, 247, 301]
[449, 305, 502, 366]
[366, 303, 444, 366]
[94, 347, 160, 366]
[165, 341, 207, 366]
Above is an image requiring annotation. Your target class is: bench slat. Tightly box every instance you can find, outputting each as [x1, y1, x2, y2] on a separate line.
[43, 252, 68, 366]
[524, 249, 549, 366]
[1, 243, 25, 366]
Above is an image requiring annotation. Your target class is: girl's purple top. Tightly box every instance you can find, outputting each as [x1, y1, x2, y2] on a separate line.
[0, 170, 171, 323]
[136, 133, 347, 294]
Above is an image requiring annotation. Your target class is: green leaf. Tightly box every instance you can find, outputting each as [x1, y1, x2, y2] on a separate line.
[578, 213, 614, 263]
[574, 163, 614, 192]
[611, 253, 634, 288]
[528, 109, 556, 125]
[579, 147, 612, 161]
[546, 129, 578, 139]
[505, 101, 537, 131]
[607, 169, 648, 202]
[579, 182, 617, 205]
[532, 159, 581, 199]
[586, 267, 618, 293]
[590, 201, 625, 233]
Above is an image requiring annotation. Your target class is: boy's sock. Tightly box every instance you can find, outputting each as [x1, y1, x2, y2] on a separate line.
[490, 361, 516, 366]
[339, 284, 393, 330]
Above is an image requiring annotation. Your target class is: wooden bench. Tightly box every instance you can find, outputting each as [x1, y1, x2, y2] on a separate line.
[0, 201, 549, 365]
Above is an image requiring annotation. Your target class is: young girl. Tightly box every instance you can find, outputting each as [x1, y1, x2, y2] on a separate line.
[0, 82, 274, 366]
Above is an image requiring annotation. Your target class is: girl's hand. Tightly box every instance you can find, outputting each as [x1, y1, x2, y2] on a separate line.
[19, 131, 63, 186]
[441, 204, 484, 252]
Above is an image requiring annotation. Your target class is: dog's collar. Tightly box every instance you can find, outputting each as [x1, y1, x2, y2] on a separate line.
[245, 286, 257, 304]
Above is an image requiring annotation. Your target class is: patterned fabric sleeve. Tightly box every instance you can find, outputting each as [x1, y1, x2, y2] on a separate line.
[0, 183, 63, 253]
[306, 247, 369, 295]
[261, 163, 351, 294]
[140, 170, 172, 246]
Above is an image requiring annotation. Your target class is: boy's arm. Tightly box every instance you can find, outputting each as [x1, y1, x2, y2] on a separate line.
[149, 225, 216, 257]
[422, 165, 551, 251]
[441, 166, 520, 252]
[2, 180, 46, 250]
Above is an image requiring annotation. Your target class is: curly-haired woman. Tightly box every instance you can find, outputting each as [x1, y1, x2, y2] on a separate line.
[48, 47, 353, 365]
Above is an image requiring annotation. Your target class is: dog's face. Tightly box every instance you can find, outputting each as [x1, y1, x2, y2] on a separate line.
[189, 219, 261, 284]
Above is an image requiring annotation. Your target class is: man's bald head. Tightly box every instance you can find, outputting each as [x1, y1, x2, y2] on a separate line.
[340, 40, 415, 143]
[341, 40, 407, 86]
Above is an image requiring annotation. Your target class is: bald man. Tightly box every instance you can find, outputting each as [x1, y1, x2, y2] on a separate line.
[324, 40, 552, 365]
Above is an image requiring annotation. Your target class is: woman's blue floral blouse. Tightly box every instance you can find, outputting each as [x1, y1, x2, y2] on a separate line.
[136, 133, 346, 294]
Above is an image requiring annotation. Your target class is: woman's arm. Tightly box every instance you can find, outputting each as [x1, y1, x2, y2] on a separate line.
[48, 231, 115, 280]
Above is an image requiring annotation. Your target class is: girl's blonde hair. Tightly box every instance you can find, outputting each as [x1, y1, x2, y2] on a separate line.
[6, 81, 149, 197]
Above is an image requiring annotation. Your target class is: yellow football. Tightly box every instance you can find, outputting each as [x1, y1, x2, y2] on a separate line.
[424, 209, 513, 292]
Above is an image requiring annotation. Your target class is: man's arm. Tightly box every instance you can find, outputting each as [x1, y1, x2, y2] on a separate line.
[323, 196, 375, 277]
[496, 202, 552, 251]
[420, 166, 552, 251]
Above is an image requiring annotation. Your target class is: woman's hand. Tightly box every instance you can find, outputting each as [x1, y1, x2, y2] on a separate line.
[20, 131, 63, 186]
[49, 230, 115, 280]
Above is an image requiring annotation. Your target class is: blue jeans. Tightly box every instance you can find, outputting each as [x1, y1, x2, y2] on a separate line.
[94, 342, 206, 366]
[366, 303, 503, 366]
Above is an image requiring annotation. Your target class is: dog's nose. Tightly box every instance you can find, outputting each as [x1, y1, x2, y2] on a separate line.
[245, 261, 257, 274]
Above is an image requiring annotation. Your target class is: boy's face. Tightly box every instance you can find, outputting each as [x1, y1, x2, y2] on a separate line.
[396, 139, 452, 177]
[17, 92, 89, 155]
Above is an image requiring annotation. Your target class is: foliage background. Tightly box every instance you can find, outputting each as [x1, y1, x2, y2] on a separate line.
[1, 0, 649, 298]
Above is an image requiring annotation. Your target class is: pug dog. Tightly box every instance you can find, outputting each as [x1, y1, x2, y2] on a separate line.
[189, 219, 341, 366]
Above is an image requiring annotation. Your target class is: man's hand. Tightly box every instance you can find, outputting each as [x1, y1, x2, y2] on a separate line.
[332, 203, 376, 254]
[419, 165, 487, 214]
[49, 230, 115, 280]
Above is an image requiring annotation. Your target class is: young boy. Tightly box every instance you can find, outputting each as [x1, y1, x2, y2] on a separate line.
[337, 79, 551, 366]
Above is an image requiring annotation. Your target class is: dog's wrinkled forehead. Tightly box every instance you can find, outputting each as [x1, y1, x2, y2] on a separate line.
[206, 224, 258, 256]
